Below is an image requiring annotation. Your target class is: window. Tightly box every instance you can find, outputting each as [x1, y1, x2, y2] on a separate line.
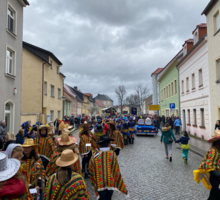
[50, 60, 52, 69]
[166, 86, 168, 98]
[171, 82, 173, 96]
[174, 80, 177, 94]
[169, 84, 170, 97]
[182, 80, 184, 94]
[50, 85, 54, 97]
[200, 108, 205, 127]
[214, 11, 220, 33]
[192, 74, 195, 89]
[187, 109, 190, 124]
[57, 65, 59, 74]
[44, 82, 47, 95]
[8, 7, 15, 33]
[57, 110, 60, 119]
[50, 110, 54, 121]
[193, 109, 197, 125]
[217, 59, 220, 81]
[5, 102, 13, 132]
[164, 88, 166, 98]
[6, 49, 14, 75]
[186, 77, 189, 92]
[199, 69, 203, 87]
[58, 88, 61, 99]
[194, 32, 198, 44]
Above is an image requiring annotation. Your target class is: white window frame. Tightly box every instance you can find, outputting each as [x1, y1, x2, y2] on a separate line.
[3, 99, 15, 133]
[50, 60, 53, 69]
[5, 44, 16, 78]
[200, 108, 205, 127]
[186, 77, 189, 92]
[50, 85, 54, 97]
[193, 109, 197, 125]
[174, 79, 177, 95]
[214, 11, 220, 33]
[58, 88, 61, 99]
[7, 3, 17, 37]
[199, 69, 203, 87]
[44, 82, 47, 95]
[192, 73, 195, 90]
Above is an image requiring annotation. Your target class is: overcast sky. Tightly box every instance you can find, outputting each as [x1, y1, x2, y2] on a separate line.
[23, 0, 208, 104]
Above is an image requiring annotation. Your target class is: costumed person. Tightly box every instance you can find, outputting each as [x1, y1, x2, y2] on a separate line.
[5, 144, 34, 200]
[46, 133, 82, 178]
[2, 131, 16, 151]
[175, 131, 190, 163]
[44, 149, 90, 200]
[0, 152, 29, 200]
[78, 123, 92, 178]
[16, 129, 25, 145]
[34, 125, 55, 169]
[28, 124, 39, 139]
[107, 120, 124, 156]
[127, 118, 132, 144]
[121, 118, 129, 145]
[91, 124, 105, 153]
[104, 119, 109, 134]
[21, 121, 31, 138]
[89, 135, 128, 200]
[130, 118, 136, 144]
[194, 130, 220, 200]
[21, 138, 45, 199]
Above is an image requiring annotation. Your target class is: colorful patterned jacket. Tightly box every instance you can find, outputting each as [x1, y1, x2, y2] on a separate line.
[78, 134, 91, 156]
[46, 149, 82, 178]
[21, 156, 45, 188]
[89, 150, 128, 198]
[35, 136, 55, 160]
[109, 130, 124, 149]
[44, 172, 90, 200]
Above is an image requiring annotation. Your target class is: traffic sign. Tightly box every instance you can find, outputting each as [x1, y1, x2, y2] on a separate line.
[149, 105, 160, 111]
[169, 103, 175, 110]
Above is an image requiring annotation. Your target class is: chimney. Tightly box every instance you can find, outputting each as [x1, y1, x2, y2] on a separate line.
[74, 86, 78, 90]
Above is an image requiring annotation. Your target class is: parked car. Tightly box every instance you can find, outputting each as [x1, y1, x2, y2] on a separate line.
[136, 119, 157, 136]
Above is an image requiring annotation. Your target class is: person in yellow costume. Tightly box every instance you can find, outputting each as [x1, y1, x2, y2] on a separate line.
[194, 130, 220, 200]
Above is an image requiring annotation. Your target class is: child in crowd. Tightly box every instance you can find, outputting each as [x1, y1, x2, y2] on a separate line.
[175, 131, 190, 163]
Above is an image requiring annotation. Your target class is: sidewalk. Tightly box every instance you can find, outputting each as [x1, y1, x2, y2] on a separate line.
[176, 133, 211, 157]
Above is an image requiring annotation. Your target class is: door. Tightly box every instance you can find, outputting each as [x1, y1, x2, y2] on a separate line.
[166, 110, 169, 117]
[5, 103, 12, 132]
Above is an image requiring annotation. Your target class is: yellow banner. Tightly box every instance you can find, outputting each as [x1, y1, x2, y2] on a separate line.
[149, 105, 160, 110]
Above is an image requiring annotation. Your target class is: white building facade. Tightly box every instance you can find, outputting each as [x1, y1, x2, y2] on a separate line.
[177, 24, 211, 139]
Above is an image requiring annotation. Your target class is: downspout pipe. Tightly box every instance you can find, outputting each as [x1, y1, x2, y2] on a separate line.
[42, 61, 46, 114]
[176, 65, 181, 120]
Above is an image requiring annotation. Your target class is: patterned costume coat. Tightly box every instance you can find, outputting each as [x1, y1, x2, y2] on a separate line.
[78, 134, 91, 156]
[44, 172, 90, 200]
[21, 157, 45, 188]
[35, 136, 55, 160]
[89, 150, 128, 198]
[110, 130, 124, 149]
[46, 149, 82, 178]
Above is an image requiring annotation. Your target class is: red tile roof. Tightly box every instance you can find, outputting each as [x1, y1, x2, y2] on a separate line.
[84, 93, 93, 97]
[192, 23, 207, 34]
[95, 99, 106, 108]
[151, 68, 164, 76]
[182, 39, 193, 47]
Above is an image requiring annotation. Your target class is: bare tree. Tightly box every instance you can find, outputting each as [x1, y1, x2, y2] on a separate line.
[90, 104, 98, 116]
[125, 94, 139, 106]
[135, 83, 150, 113]
[115, 85, 127, 115]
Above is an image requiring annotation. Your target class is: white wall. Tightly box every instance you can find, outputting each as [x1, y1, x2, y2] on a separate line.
[179, 40, 211, 139]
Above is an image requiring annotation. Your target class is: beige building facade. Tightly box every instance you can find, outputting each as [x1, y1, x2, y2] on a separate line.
[202, 0, 220, 136]
[21, 42, 64, 124]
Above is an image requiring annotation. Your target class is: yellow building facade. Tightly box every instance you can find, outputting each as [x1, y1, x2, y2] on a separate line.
[21, 42, 64, 125]
[82, 95, 90, 116]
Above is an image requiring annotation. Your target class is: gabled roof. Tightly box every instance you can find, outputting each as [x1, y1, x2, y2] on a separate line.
[182, 39, 193, 47]
[201, 0, 218, 16]
[192, 23, 207, 34]
[94, 94, 113, 101]
[151, 68, 164, 76]
[95, 99, 106, 108]
[69, 87, 84, 102]
[64, 84, 76, 98]
[84, 93, 93, 97]
[23, 41, 62, 65]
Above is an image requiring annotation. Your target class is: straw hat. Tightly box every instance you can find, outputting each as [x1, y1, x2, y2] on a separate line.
[56, 149, 78, 167]
[39, 125, 52, 135]
[207, 130, 220, 143]
[0, 152, 20, 182]
[21, 138, 38, 148]
[56, 133, 77, 146]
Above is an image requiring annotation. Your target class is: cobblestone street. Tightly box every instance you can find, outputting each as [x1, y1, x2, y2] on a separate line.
[74, 130, 209, 200]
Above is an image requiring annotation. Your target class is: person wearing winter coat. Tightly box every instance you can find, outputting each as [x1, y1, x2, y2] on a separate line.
[175, 131, 190, 163]
[214, 120, 220, 130]
[160, 123, 176, 162]
[174, 117, 182, 135]
[2, 131, 16, 151]
[0, 120, 6, 149]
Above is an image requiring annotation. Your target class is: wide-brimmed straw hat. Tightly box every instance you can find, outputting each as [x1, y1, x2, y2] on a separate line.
[56, 133, 77, 146]
[97, 135, 114, 144]
[107, 120, 116, 131]
[56, 149, 78, 167]
[22, 138, 38, 148]
[207, 130, 220, 143]
[0, 152, 20, 182]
